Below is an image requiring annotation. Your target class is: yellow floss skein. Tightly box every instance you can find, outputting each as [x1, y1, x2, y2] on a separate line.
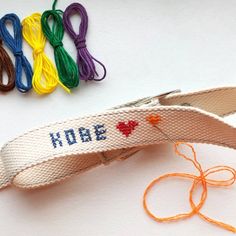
[22, 13, 70, 94]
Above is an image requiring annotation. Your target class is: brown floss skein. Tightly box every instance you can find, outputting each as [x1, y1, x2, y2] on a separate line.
[0, 38, 15, 92]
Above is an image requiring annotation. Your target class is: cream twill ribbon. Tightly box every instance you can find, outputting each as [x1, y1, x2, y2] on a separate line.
[0, 86, 236, 190]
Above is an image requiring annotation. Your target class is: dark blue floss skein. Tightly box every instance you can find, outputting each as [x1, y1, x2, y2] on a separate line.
[0, 13, 33, 93]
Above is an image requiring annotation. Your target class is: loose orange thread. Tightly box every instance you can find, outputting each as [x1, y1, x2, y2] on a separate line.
[144, 115, 236, 233]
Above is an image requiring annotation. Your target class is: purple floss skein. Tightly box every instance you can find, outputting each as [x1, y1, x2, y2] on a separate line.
[63, 2, 106, 81]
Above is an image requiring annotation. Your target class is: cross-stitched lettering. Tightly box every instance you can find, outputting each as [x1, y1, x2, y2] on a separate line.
[50, 132, 63, 148]
[94, 124, 107, 141]
[49, 123, 107, 148]
[65, 129, 77, 145]
[79, 127, 92, 143]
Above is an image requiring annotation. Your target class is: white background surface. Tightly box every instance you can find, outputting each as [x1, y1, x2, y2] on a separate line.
[0, 0, 235, 235]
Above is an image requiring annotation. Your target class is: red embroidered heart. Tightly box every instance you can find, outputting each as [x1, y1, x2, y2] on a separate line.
[116, 121, 139, 137]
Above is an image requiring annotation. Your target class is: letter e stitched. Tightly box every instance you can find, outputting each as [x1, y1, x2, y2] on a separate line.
[94, 124, 107, 141]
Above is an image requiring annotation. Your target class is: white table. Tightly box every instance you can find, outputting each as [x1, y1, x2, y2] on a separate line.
[0, 0, 235, 235]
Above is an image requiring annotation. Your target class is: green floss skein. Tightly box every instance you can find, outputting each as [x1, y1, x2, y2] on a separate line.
[41, 0, 79, 89]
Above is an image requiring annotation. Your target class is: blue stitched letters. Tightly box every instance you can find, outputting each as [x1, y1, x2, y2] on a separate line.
[79, 127, 92, 143]
[94, 124, 107, 141]
[49, 124, 107, 149]
[50, 132, 63, 148]
[65, 129, 77, 145]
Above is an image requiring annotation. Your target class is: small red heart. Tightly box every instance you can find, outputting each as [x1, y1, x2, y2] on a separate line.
[116, 120, 139, 137]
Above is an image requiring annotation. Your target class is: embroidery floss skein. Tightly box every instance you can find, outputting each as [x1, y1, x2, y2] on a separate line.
[22, 13, 69, 94]
[41, 0, 79, 90]
[63, 3, 106, 81]
[0, 38, 15, 92]
[0, 13, 33, 93]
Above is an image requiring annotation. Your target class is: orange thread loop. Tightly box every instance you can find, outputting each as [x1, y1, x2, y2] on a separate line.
[143, 141, 236, 233]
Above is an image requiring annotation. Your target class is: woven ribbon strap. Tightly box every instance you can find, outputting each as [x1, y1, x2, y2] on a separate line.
[0, 87, 236, 189]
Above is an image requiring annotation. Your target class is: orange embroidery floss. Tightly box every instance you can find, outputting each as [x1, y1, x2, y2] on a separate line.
[144, 115, 236, 233]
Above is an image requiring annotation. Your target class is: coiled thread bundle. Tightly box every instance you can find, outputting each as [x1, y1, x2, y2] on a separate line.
[41, 0, 79, 90]
[0, 38, 15, 92]
[22, 13, 68, 94]
[63, 3, 106, 81]
[0, 13, 33, 93]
